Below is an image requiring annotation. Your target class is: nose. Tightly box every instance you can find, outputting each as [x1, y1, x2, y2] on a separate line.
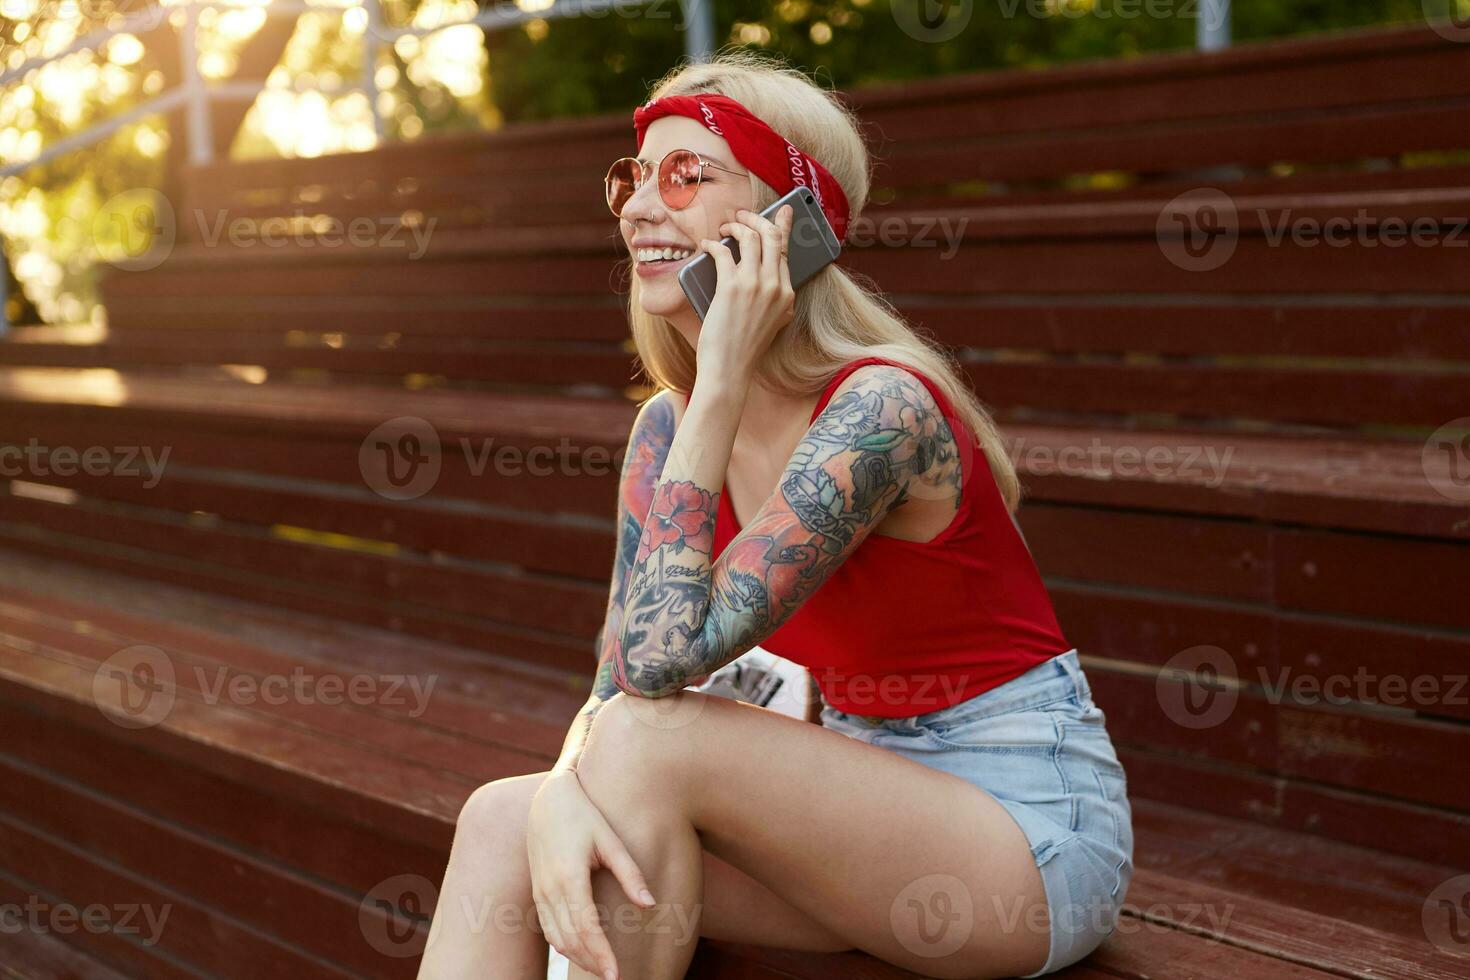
[620, 167, 666, 226]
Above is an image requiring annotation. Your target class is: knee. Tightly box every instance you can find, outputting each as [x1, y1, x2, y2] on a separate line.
[580, 690, 708, 800]
[454, 775, 537, 858]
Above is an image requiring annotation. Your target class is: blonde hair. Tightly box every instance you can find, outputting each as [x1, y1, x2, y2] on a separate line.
[623, 49, 1021, 513]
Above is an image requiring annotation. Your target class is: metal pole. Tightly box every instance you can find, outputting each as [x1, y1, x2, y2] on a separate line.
[181, 4, 214, 165]
[363, 0, 384, 143]
[1197, 0, 1231, 51]
[681, 0, 715, 63]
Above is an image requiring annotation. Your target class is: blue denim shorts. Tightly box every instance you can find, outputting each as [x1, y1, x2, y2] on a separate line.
[818, 649, 1134, 976]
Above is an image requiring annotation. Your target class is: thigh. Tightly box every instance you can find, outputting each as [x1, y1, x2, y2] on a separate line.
[470, 770, 850, 953]
[585, 693, 1051, 979]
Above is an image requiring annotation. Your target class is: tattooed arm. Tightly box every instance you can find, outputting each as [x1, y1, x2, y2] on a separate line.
[549, 391, 676, 776]
[614, 364, 962, 698]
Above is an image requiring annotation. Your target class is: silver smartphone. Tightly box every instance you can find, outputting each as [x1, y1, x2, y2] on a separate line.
[677, 185, 842, 321]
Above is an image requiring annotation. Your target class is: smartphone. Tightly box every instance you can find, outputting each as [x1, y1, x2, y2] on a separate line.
[678, 185, 842, 321]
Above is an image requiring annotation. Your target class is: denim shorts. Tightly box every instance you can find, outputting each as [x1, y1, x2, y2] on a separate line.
[818, 649, 1134, 976]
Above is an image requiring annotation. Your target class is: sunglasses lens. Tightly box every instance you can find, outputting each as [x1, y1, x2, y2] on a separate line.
[605, 158, 640, 216]
[658, 149, 702, 210]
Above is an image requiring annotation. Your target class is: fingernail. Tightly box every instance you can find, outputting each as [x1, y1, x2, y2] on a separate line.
[605, 970, 617, 980]
[639, 888, 655, 905]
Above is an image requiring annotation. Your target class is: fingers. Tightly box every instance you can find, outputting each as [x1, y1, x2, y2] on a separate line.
[748, 204, 790, 287]
[719, 217, 761, 286]
[596, 826, 657, 910]
[568, 874, 621, 980]
[536, 875, 616, 980]
[699, 235, 737, 285]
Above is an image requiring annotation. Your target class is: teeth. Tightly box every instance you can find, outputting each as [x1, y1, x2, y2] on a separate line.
[637, 246, 692, 263]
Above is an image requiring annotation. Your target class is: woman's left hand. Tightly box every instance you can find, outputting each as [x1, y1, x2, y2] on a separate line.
[694, 204, 795, 377]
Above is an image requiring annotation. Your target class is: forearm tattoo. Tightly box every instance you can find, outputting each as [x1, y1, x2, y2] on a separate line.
[614, 366, 962, 698]
[592, 393, 676, 703]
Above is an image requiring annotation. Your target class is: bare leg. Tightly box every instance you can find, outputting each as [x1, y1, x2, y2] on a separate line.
[568, 691, 1050, 980]
[417, 768, 851, 979]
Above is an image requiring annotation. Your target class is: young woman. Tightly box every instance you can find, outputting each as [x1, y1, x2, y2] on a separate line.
[418, 51, 1133, 980]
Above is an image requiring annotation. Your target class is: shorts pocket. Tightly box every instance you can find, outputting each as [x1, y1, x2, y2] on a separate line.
[917, 697, 1072, 753]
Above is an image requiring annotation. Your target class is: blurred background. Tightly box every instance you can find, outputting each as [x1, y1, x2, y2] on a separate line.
[1, 0, 1463, 331]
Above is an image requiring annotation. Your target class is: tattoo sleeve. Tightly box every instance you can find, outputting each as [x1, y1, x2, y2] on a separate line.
[551, 392, 675, 775]
[613, 365, 962, 699]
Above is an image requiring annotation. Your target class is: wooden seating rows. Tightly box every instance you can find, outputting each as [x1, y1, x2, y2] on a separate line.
[3, 550, 1466, 978]
[2, 18, 1468, 978]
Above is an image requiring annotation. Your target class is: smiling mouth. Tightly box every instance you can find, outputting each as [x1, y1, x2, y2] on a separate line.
[636, 246, 695, 265]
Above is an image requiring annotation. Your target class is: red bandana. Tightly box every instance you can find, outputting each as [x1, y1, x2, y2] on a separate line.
[632, 93, 851, 243]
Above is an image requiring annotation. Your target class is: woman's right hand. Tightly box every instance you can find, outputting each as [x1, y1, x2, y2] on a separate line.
[526, 770, 656, 980]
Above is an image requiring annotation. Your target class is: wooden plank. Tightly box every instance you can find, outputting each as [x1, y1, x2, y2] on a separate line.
[969, 361, 1467, 429]
[0, 757, 405, 980]
[1125, 869, 1470, 980]
[0, 524, 590, 671]
[0, 813, 358, 979]
[1091, 669, 1470, 813]
[0, 888, 132, 980]
[0, 492, 606, 650]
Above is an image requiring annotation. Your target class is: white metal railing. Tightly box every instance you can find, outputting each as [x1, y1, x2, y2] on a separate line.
[0, 0, 717, 331]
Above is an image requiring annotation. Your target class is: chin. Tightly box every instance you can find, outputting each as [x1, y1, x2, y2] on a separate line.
[638, 284, 689, 319]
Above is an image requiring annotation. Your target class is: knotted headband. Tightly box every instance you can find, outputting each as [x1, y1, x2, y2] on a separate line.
[632, 93, 851, 243]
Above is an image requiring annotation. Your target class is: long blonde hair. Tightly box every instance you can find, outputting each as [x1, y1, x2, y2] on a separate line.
[623, 49, 1021, 513]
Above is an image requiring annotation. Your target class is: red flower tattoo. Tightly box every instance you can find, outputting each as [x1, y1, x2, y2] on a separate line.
[636, 480, 716, 562]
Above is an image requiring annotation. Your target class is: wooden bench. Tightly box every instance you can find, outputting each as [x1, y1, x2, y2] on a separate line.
[3, 18, 1469, 978]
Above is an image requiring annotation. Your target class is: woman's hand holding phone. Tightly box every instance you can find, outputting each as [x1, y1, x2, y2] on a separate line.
[694, 204, 795, 378]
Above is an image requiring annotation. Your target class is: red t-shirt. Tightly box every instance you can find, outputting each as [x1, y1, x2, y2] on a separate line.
[711, 356, 1072, 718]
